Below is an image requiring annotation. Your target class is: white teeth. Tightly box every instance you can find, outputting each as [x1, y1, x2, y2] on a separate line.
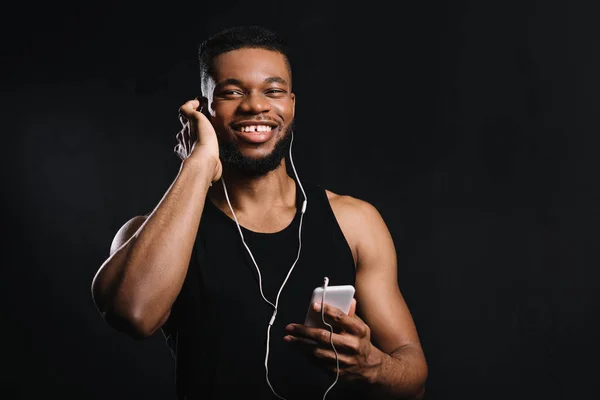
[240, 125, 273, 132]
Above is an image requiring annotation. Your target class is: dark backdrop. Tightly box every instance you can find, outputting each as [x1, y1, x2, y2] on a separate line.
[2, 1, 598, 399]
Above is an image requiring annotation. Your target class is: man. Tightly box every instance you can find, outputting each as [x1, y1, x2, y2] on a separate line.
[91, 25, 427, 399]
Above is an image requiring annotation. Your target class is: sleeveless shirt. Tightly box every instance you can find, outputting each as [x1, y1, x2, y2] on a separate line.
[161, 179, 367, 399]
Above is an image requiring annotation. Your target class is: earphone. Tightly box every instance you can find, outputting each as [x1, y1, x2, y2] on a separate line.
[320, 277, 340, 399]
[220, 129, 339, 399]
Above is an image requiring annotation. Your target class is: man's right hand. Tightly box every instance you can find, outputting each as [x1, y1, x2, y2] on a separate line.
[175, 99, 222, 183]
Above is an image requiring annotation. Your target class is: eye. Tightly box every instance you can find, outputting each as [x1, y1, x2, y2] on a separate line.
[265, 89, 286, 97]
[217, 90, 243, 99]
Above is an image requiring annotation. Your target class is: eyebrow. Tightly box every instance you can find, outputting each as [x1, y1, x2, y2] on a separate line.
[264, 76, 288, 85]
[215, 76, 289, 88]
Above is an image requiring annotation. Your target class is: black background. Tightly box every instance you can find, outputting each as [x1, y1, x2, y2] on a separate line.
[2, 0, 599, 399]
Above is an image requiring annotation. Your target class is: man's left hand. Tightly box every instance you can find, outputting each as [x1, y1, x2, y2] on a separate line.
[284, 299, 384, 383]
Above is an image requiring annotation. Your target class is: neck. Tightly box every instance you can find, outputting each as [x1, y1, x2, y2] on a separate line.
[209, 159, 297, 214]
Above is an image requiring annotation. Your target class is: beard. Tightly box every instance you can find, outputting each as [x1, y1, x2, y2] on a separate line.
[219, 120, 295, 177]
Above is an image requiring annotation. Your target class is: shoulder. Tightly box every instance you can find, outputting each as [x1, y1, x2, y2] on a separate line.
[324, 189, 391, 265]
[325, 189, 382, 223]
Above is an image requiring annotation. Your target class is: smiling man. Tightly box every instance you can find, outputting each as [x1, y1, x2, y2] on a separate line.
[91, 25, 427, 400]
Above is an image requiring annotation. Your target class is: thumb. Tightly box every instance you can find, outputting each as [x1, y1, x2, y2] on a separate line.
[178, 99, 202, 119]
[348, 298, 357, 317]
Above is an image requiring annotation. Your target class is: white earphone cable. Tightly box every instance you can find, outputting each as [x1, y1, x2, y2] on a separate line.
[220, 129, 307, 399]
[220, 129, 338, 399]
[221, 178, 275, 308]
[320, 277, 339, 400]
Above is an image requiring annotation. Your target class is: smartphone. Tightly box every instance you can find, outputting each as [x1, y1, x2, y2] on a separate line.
[304, 284, 355, 328]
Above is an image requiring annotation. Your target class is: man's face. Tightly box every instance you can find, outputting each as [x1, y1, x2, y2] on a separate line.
[204, 48, 296, 176]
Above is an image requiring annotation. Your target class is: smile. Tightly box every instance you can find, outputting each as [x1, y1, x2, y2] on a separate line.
[233, 124, 279, 144]
[238, 125, 273, 133]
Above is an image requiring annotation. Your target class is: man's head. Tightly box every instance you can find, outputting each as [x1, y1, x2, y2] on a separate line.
[197, 25, 295, 177]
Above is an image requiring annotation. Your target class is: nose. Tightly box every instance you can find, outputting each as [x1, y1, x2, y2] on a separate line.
[239, 91, 271, 114]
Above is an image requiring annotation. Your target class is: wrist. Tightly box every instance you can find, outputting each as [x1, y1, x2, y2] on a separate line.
[181, 156, 218, 187]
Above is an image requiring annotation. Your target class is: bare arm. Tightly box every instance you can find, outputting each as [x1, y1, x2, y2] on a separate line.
[285, 194, 428, 398]
[352, 200, 428, 398]
[91, 159, 214, 338]
[91, 99, 221, 339]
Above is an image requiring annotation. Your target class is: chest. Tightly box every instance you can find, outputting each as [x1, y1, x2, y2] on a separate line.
[195, 210, 355, 324]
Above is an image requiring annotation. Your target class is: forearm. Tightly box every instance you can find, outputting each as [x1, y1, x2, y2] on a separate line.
[93, 159, 214, 335]
[367, 344, 428, 400]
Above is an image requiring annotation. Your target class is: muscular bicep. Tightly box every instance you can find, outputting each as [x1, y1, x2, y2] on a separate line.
[91, 214, 148, 313]
[353, 202, 422, 354]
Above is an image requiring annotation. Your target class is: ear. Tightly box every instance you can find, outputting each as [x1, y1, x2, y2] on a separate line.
[291, 92, 296, 118]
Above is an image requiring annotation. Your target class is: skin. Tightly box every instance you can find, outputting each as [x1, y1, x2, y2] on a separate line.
[91, 47, 427, 399]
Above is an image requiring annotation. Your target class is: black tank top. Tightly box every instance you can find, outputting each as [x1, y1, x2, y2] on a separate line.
[162, 178, 362, 399]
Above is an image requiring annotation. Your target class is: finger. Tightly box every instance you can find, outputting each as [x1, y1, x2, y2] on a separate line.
[348, 298, 357, 317]
[313, 301, 365, 336]
[178, 99, 201, 119]
[312, 346, 355, 367]
[285, 325, 360, 354]
[284, 335, 355, 366]
[283, 334, 319, 362]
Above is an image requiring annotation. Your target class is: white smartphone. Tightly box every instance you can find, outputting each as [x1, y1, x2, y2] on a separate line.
[304, 284, 355, 328]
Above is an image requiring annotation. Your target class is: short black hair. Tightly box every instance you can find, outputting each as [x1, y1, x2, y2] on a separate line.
[197, 25, 292, 96]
